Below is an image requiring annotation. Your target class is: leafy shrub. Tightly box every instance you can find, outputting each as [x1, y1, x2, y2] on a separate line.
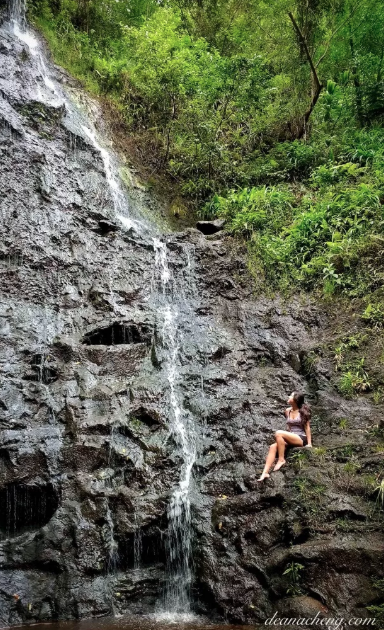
[311, 162, 366, 187]
[333, 334, 366, 370]
[367, 577, 384, 624]
[337, 359, 371, 398]
[361, 302, 384, 328]
[208, 171, 384, 294]
[283, 561, 305, 596]
[208, 186, 295, 235]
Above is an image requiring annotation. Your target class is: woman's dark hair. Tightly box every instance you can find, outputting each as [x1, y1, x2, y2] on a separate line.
[293, 391, 311, 426]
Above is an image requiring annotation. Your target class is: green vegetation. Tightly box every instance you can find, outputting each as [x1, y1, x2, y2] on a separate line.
[324, 331, 383, 400]
[334, 516, 356, 532]
[129, 416, 143, 430]
[283, 561, 304, 596]
[367, 578, 384, 625]
[362, 302, 384, 328]
[334, 444, 359, 460]
[27, 0, 384, 303]
[337, 358, 371, 397]
[289, 449, 308, 469]
[207, 175, 384, 295]
[301, 350, 319, 379]
[374, 479, 384, 509]
[334, 334, 366, 370]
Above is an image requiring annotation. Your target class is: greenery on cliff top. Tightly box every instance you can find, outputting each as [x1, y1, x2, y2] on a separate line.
[28, 0, 384, 299]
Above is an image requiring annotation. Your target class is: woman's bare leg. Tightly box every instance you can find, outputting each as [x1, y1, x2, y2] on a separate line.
[273, 433, 287, 471]
[257, 443, 277, 481]
[273, 430, 303, 471]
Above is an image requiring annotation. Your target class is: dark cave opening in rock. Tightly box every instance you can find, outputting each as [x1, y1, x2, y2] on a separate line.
[97, 219, 119, 236]
[81, 323, 151, 346]
[117, 526, 166, 570]
[129, 407, 162, 429]
[0, 483, 59, 539]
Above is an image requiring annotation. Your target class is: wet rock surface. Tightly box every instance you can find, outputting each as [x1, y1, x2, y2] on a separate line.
[1, 8, 384, 627]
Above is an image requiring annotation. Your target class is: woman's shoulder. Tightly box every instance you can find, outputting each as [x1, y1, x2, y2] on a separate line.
[284, 407, 291, 418]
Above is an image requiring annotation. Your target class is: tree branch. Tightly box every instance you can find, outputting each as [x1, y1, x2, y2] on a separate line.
[288, 11, 321, 94]
[288, 11, 323, 137]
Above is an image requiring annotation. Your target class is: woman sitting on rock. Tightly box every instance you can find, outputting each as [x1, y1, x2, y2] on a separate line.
[257, 391, 312, 482]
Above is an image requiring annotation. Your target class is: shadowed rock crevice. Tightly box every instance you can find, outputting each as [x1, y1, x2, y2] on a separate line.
[117, 525, 166, 570]
[129, 407, 163, 429]
[96, 220, 119, 236]
[23, 354, 58, 384]
[0, 483, 59, 538]
[81, 323, 152, 346]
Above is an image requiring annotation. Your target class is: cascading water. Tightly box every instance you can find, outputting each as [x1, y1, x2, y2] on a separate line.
[72, 51, 201, 612]
[5, 0, 152, 237]
[81, 125, 148, 236]
[7, 0, 26, 31]
[152, 239, 198, 617]
[6, 0, 62, 103]
[105, 502, 119, 573]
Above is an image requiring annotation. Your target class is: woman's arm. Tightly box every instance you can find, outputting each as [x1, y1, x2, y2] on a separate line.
[304, 421, 312, 447]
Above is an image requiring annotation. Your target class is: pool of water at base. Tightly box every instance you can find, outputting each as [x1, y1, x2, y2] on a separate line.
[11, 614, 266, 630]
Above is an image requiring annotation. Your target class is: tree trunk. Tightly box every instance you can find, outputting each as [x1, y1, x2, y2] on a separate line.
[288, 11, 323, 139]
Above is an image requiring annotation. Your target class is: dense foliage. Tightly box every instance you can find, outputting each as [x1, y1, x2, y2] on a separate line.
[207, 141, 384, 294]
[28, 0, 384, 297]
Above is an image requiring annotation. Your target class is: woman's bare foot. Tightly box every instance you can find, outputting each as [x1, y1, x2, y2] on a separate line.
[272, 459, 286, 472]
[256, 473, 270, 482]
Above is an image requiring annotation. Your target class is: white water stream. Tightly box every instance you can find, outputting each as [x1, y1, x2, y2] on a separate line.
[7, 0, 148, 236]
[152, 239, 197, 616]
[80, 125, 146, 235]
[7, 4, 62, 104]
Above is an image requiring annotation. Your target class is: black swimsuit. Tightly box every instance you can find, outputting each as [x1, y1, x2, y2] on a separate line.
[286, 410, 308, 446]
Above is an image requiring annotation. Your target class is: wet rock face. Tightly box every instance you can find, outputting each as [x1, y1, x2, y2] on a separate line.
[1, 9, 383, 628]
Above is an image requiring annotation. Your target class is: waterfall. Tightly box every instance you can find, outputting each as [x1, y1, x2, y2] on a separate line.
[7, 0, 26, 29]
[152, 239, 197, 617]
[6, 0, 149, 238]
[81, 125, 147, 236]
[105, 503, 119, 573]
[6, 0, 63, 104]
[3, 0, 202, 617]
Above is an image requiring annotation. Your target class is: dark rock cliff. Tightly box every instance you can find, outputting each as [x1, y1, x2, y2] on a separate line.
[0, 7, 383, 627]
